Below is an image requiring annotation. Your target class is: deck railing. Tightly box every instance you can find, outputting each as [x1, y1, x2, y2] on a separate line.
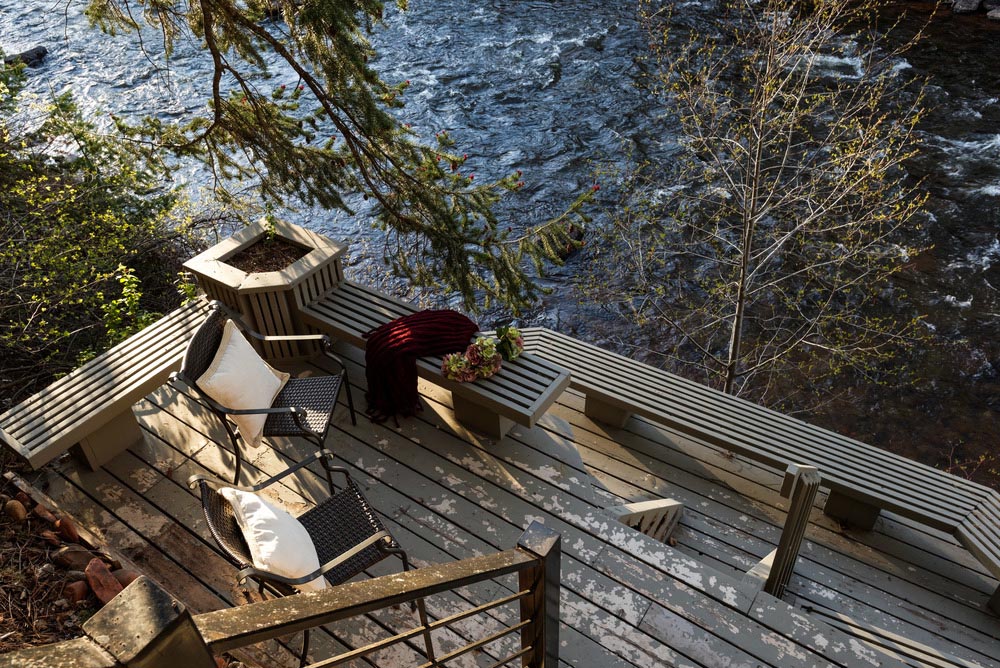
[5, 522, 561, 668]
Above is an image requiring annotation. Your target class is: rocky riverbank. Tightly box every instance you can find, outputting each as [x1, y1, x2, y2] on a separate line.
[2, 45, 47, 67]
[948, 0, 1000, 19]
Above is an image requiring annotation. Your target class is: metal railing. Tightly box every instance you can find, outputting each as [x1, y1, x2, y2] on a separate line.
[3, 522, 561, 668]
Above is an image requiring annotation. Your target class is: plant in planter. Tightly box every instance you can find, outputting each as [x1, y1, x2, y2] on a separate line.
[183, 218, 347, 360]
[225, 235, 309, 274]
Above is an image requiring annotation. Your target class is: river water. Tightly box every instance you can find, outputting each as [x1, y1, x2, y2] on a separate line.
[2, 1, 998, 484]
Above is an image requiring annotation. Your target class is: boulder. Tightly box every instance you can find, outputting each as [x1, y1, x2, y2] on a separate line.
[63, 580, 91, 605]
[56, 518, 80, 543]
[111, 569, 141, 588]
[989, 7, 1000, 19]
[952, 0, 982, 13]
[32, 503, 58, 523]
[3, 499, 27, 522]
[6, 46, 48, 67]
[85, 558, 123, 605]
[39, 529, 62, 546]
[52, 545, 97, 571]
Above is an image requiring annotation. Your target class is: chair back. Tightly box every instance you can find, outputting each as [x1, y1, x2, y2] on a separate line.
[180, 303, 229, 386]
[196, 480, 253, 568]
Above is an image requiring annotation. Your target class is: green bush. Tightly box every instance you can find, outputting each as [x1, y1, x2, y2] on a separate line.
[0, 59, 197, 405]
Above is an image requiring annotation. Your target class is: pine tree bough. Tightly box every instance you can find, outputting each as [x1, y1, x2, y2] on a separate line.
[85, 0, 593, 313]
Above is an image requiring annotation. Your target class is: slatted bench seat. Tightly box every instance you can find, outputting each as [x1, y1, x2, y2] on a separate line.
[0, 299, 212, 469]
[957, 491, 1000, 614]
[521, 327, 1000, 614]
[807, 606, 989, 668]
[299, 280, 570, 439]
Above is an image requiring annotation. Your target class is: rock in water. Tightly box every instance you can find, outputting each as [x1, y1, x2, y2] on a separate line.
[7, 46, 48, 67]
[952, 0, 982, 13]
[989, 8, 1000, 19]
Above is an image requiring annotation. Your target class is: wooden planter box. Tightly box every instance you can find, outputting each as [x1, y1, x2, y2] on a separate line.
[183, 219, 347, 360]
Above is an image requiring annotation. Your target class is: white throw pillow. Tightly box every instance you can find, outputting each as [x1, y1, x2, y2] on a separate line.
[197, 319, 290, 447]
[219, 487, 327, 592]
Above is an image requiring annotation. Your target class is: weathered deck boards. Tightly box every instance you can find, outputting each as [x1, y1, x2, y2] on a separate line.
[19, 341, 1000, 668]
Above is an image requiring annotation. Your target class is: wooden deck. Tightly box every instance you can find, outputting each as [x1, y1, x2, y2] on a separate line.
[21, 342, 1000, 668]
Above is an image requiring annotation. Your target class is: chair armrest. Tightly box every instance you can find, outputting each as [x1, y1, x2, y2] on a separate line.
[258, 333, 330, 344]
[171, 373, 295, 417]
[188, 472, 233, 490]
[320, 348, 349, 373]
[226, 405, 300, 416]
[235, 529, 392, 587]
[232, 320, 330, 347]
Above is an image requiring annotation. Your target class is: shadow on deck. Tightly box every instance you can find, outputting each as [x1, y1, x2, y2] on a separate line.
[10, 339, 1000, 668]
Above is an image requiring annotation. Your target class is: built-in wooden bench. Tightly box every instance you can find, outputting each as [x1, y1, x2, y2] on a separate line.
[299, 281, 570, 438]
[0, 299, 212, 469]
[522, 327, 1000, 614]
[808, 606, 989, 668]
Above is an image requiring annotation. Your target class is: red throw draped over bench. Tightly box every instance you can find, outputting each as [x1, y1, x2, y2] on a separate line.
[363, 310, 478, 422]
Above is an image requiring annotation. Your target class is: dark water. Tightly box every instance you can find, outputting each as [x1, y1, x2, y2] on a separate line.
[2, 1, 998, 484]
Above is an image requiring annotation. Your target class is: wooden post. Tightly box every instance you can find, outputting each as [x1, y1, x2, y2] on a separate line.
[82, 576, 215, 668]
[583, 395, 632, 428]
[745, 464, 820, 599]
[76, 407, 145, 469]
[823, 488, 880, 530]
[517, 521, 561, 668]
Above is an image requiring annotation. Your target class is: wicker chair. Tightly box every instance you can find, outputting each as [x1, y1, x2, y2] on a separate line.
[173, 301, 356, 484]
[189, 450, 434, 666]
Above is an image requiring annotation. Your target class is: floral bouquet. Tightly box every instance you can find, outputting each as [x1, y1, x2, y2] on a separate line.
[495, 324, 524, 362]
[441, 351, 478, 383]
[466, 336, 502, 378]
[442, 336, 503, 382]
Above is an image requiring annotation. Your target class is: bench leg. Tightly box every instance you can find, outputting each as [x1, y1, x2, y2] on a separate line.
[76, 408, 144, 470]
[990, 586, 1000, 616]
[451, 395, 514, 440]
[583, 396, 632, 428]
[823, 489, 880, 530]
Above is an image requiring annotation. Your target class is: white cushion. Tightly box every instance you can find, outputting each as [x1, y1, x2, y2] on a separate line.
[197, 320, 290, 447]
[219, 487, 327, 592]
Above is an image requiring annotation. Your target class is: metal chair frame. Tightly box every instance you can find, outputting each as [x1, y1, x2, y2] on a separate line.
[190, 450, 435, 666]
[173, 301, 356, 484]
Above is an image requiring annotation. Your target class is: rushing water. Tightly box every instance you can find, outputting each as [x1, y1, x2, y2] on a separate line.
[2, 1, 999, 483]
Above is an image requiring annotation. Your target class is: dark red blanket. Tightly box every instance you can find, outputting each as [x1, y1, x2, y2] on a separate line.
[363, 309, 479, 421]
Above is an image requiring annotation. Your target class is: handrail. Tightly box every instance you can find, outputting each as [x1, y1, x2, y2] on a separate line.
[0, 522, 561, 668]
